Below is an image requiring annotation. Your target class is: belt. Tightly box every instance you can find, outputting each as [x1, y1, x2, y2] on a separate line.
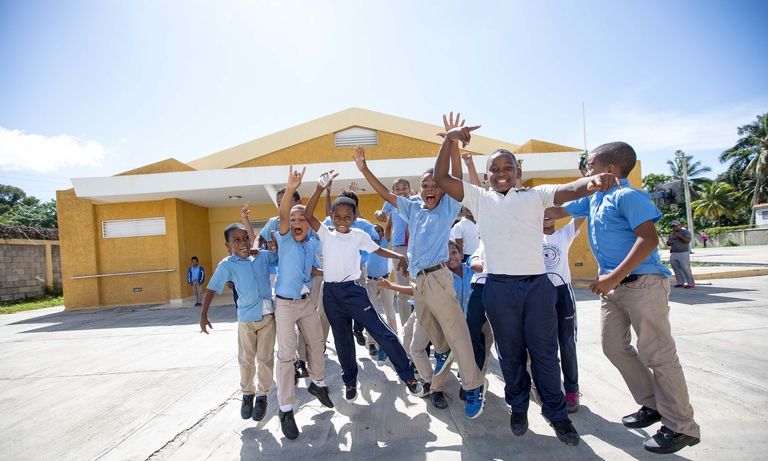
[276, 293, 309, 301]
[417, 262, 446, 277]
[620, 274, 639, 284]
[367, 273, 389, 280]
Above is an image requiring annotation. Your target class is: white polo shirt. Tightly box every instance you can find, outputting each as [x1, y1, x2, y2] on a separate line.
[462, 182, 558, 275]
[451, 217, 480, 256]
[317, 224, 380, 283]
[542, 220, 580, 287]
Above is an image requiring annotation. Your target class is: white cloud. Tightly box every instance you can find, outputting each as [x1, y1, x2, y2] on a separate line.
[119, 137, 128, 144]
[0, 127, 106, 173]
[590, 101, 766, 153]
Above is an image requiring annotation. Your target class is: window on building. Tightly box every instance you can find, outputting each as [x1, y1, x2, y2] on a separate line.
[102, 218, 167, 238]
[334, 127, 377, 147]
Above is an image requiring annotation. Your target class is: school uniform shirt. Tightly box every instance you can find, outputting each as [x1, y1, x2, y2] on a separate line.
[187, 265, 205, 284]
[274, 231, 319, 299]
[207, 252, 276, 321]
[317, 224, 380, 283]
[542, 220, 580, 287]
[451, 263, 474, 315]
[382, 196, 420, 246]
[322, 216, 379, 265]
[365, 237, 390, 278]
[462, 182, 558, 275]
[468, 241, 487, 285]
[564, 178, 672, 277]
[451, 217, 480, 257]
[397, 194, 462, 276]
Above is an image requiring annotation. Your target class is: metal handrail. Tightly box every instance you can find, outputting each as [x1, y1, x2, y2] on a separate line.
[71, 269, 176, 279]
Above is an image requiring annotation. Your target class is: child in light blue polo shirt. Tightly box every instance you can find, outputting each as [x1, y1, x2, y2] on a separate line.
[354, 141, 486, 420]
[199, 223, 277, 424]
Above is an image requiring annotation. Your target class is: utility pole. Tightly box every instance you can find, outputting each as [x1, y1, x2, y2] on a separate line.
[675, 150, 695, 251]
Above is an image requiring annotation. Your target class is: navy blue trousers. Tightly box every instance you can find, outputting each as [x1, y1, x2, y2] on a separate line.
[483, 274, 567, 422]
[323, 281, 414, 387]
[466, 282, 488, 370]
[555, 283, 579, 393]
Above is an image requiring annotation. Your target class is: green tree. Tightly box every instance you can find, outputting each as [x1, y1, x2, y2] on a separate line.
[720, 113, 768, 224]
[0, 199, 58, 228]
[642, 173, 673, 193]
[691, 182, 738, 227]
[0, 184, 38, 215]
[667, 152, 712, 193]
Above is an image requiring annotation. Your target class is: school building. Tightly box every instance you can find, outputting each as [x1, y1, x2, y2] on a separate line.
[56, 107, 641, 310]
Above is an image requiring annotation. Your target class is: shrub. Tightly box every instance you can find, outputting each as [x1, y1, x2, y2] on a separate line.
[723, 239, 739, 247]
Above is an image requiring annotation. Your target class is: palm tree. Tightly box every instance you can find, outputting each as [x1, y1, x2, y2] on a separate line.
[691, 182, 738, 227]
[720, 113, 768, 224]
[666, 152, 712, 194]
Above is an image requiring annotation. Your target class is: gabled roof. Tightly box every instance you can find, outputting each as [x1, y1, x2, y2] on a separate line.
[186, 107, 524, 170]
[117, 158, 196, 176]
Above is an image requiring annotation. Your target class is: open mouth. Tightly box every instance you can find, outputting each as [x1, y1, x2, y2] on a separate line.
[425, 194, 437, 207]
[292, 228, 304, 236]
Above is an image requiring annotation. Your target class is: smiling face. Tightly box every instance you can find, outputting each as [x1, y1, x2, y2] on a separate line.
[332, 204, 356, 234]
[420, 173, 444, 210]
[392, 179, 412, 197]
[226, 229, 251, 259]
[486, 151, 521, 193]
[447, 242, 462, 272]
[289, 206, 310, 241]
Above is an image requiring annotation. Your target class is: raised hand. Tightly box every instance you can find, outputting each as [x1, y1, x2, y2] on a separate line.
[461, 152, 475, 166]
[318, 169, 339, 189]
[348, 180, 359, 193]
[353, 145, 367, 171]
[587, 173, 621, 193]
[437, 111, 465, 138]
[241, 203, 250, 219]
[287, 165, 306, 190]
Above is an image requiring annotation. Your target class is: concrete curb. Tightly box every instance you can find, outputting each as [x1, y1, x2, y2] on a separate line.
[572, 267, 768, 288]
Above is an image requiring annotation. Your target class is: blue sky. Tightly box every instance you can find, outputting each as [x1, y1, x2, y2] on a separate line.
[1, 0, 766, 201]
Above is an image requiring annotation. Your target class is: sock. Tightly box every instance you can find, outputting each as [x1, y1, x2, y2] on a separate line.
[279, 404, 293, 413]
[313, 379, 325, 387]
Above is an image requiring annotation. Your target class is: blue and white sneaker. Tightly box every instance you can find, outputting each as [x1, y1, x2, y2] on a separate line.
[377, 348, 387, 366]
[433, 350, 454, 377]
[465, 383, 486, 419]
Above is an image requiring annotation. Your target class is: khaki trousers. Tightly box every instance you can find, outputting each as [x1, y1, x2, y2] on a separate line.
[297, 275, 330, 361]
[393, 245, 412, 325]
[601, 274, 700, 438]
[413, 266, 482, 390]
[237, 315, 276, 396]
[275, 297, 325, 407]
[365, 277, 398, 340]
[191, 281, 202, 304]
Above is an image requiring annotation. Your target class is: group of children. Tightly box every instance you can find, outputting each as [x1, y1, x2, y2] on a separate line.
[196, 112, 699, 455]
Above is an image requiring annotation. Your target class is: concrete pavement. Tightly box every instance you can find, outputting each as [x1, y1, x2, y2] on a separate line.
[1, 276, 768, 460]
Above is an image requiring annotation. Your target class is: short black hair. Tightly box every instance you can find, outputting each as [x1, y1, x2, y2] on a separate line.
[591, 142, 637, 177]
[448, 240, 460, 253]
[392, 178, 411, 190]
[486, 149, 518, 171]
[339, 190, 359, 206]
[332, 196, 357, 215]
[191, 256, 199, 261]
[422, 168, 435, 177]
[276, 187, 301, 203]
[224, 223, 247, 242]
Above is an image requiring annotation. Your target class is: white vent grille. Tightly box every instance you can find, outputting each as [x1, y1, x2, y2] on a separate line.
[334, 127, 377, 147]
[102, 218, 166, 238]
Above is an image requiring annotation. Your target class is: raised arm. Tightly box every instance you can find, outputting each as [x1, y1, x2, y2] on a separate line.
[279, 166, 306, 235]
[305, 170, 339, 232]
[353, 146, 398, 206]
[434, 112, 480, 202]
[461, 153, 481, 186]
[240, 204, 257, 248]
[553, 173, 620, 204]
[324, 184, 333, 217]
[384, 214, 393, 241]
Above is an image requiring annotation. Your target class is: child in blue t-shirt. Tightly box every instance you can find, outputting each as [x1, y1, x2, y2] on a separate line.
[199, 223, 277, 425]
[187, 256, 205, 306]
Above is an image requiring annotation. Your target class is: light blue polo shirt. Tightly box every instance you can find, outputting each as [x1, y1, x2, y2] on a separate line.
[382, 199, 414, 246]
[366, 237, 390, 278]
[452, 263, 474, 315]
[322, 216, 379, 265]
[397, 194, 462, 276]
[207, 252, 276, 322]
[274, 231, 318, 299]
[564, 178, 671, 277]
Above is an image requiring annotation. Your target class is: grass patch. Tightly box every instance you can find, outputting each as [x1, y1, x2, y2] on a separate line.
[0, 295, 64, 314]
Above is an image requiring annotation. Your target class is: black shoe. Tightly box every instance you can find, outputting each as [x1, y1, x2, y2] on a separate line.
[308, 382, 334, 408]
[459, 387, 466, 401]
[405, 379, 423, 396]
[345, 386, 357, 401]
[622, 406, 662, 428]
[417, 382, 432, 398]
[295, 360, 309, 378]
[510, 412, 528, 436]
[279, 410, 299, 440]
[551, 419, 580, 446]
[643, 426, 700, 454]
[430, 391, 448, 409]
[252, 396, 267, 421]
[368, 344, 377, 357]
[353, 330, 365, 346]
[240, 394, 254, 419]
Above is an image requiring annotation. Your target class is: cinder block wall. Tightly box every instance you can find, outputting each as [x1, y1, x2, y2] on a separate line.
[0, 242, 59, 302]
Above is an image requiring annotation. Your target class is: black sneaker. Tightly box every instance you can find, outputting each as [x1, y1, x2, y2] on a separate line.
[240, 394, 254, 419]
[345, 386, 357, 401]
[643, 426, 700, 454]
[622, 405, 662, 428]
[295, 360, 309, 378]
[252, 396, 267, 421]
[353, 330, 365, 346]
[279, 410, 299, 440]
[551, 419, 580, 446]
[510, 412, 528, 436]
[417, 382, 432, 398]
[405, 379, 423, 396]
[308, 382, 334, 408]
[430, 391, 448, 409]
[368, 344, 377, 357]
